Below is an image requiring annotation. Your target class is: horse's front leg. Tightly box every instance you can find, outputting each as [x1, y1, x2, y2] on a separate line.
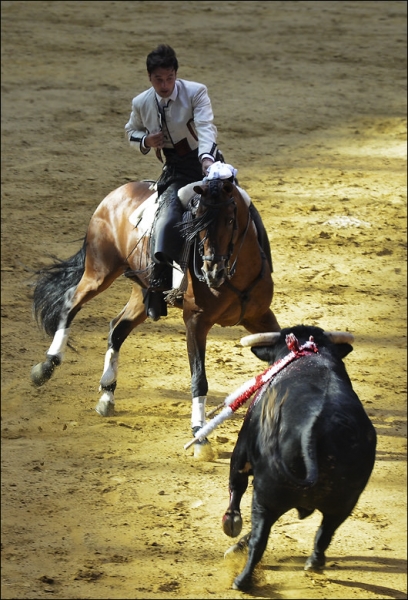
[96, 287, 147, 416]
[183, 309, 214, 461]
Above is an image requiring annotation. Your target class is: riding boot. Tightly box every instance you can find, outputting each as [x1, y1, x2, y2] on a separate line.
[144, 184, 185, 319]
[149, 263, 173, 292]
[142, 289, 168, 321]
[150, 184, 184, 290]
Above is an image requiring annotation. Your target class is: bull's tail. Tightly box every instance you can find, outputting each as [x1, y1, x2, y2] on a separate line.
[32, 237, 87, 337]
[260, 388, 319, 488]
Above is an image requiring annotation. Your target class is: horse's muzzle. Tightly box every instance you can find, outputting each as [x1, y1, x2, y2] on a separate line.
[201, 259, 227, 288]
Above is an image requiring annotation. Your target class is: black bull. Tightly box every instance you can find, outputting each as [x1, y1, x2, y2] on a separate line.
[222, 325, 376, 591]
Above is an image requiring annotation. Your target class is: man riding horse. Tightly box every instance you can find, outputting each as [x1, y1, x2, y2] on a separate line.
[125, 44, 272, 320]
[125, 44, 217, 319]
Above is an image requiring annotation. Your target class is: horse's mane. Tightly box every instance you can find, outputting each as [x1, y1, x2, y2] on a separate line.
[179, 179, 235, 243]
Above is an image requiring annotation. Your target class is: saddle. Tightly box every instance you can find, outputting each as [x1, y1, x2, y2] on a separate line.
[126, 182, 199, 319]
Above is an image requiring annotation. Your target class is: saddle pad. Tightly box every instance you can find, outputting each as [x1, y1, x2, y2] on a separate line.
[129, 191, 158, 234]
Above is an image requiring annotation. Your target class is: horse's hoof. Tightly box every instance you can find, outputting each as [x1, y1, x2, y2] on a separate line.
[222, 510, 243, 538]
[193, 439, 214, 461]
[31, 361, 54, 386]
[95, 399, 115, 417]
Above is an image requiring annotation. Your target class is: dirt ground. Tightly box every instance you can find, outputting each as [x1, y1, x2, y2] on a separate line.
[1, 1, 407, 599]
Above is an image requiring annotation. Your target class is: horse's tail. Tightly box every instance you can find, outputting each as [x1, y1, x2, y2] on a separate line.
[33, 237, 87, 337]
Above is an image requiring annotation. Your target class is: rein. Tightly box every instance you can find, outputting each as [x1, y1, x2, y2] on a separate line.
[184, 334, 319, 449]
[194, 203, 251, 282]
[222, 254, 265, 326]
[197, 194, 237, 270]
[223, 208, 251, 279]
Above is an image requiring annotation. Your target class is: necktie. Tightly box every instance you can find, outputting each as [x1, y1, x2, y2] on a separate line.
[155, 99, 169, 163]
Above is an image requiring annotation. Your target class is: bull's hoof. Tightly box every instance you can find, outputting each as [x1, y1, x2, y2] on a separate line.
[224, 532, 251, 558]
[232, 574, 252, 592]
[224, 542, 245, 558]
[304, 554, 325, 571]
[95, 399, 115, 417]
[31, 361, 55, 387]
[222, 510, 242, 538]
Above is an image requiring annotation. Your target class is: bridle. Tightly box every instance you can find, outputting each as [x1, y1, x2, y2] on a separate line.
[197, 193, 235, 273]
[194, 181, 251, 281]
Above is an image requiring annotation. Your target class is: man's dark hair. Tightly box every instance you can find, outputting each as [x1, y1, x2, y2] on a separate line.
[146, 44, 179, 74]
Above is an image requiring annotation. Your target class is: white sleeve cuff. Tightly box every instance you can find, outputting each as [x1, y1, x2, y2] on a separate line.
[200, 154, 215, 163]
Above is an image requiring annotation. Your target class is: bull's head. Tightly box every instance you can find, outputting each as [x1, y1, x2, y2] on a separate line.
[241, 326, 354, 362]
[241, 330, 354, 347]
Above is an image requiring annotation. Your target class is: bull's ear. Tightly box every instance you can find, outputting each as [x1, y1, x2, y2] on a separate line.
[251, 345, 275, 363]
[334, 343, 353, 359]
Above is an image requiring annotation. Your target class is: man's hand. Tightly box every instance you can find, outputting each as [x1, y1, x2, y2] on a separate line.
[201, 158, 214, 175]
[145, 131, 164, 149]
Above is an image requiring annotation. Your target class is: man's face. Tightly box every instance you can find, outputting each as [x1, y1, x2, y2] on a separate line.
[149, 67, 177, 98]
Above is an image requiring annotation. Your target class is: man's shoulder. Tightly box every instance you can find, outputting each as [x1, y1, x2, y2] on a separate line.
[177, 79, 207, 94]
[132, 87, 155, 105]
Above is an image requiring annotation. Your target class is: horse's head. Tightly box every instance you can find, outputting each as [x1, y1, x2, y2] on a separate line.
[188, 178, 238, 288]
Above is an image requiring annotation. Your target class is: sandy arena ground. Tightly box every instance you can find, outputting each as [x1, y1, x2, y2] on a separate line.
[1, 2, 407, 598]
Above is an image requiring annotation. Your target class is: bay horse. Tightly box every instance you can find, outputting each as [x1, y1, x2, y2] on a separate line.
[30, 177, 280, 458]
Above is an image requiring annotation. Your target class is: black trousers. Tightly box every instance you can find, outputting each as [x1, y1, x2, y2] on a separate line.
[151, 182, 185, 266]
[152, 148, 204, 266]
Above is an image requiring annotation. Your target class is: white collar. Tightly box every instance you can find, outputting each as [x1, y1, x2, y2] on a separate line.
[156, 81, 178, 106]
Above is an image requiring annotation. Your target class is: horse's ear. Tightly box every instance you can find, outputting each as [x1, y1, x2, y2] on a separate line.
[223, 180, 235, 193]
[193, 185, 204, 195]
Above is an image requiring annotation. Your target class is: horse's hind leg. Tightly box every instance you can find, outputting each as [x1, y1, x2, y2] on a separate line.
[31, 267, 121, 387]
[96, 285, 147, 416]
[31, 283, 85, 386]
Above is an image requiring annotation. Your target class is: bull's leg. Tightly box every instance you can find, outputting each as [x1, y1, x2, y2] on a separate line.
[96, 286, 147, 416]
[223, 417, 252, 537]
[232, 494, 280, 591]
[183, 309, 214, 460]
[305, 511, 350, 571]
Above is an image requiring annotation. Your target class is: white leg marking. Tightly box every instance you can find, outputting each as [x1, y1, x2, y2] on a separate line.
[191, 396, 207, 428]
[47, 328, 70, 361]
[99, 348, 119, 388]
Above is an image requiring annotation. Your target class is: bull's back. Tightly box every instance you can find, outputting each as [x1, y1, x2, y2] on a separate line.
[248, 359, 376, 511]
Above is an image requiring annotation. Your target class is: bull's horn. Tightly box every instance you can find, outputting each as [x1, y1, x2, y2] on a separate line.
[241, 332, 281, 347]
[324, 331, 354, 344]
